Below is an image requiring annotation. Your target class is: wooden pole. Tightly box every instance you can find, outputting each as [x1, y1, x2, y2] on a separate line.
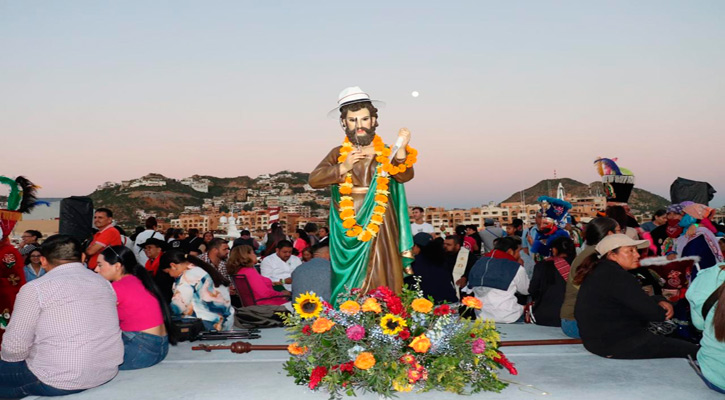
[191, 338, 582, 353]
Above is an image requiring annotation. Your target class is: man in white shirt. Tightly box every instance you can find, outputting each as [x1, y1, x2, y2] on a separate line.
[0, 234, 123, 398]
[467, 236, 529, 323]
[134, 217, 160, 265]
[410, 206, 434, 235]
[260, 240, 301, 291]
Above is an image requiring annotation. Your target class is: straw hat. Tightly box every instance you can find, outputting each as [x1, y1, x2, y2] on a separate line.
[595, 234, 649, 256]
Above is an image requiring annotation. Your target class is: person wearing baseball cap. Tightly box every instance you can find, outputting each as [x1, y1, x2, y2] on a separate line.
[574, 234, 699, 359]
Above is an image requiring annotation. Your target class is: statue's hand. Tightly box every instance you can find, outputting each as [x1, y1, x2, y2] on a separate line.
[341, 150, 366, 174]
[397, 128, 411, 148]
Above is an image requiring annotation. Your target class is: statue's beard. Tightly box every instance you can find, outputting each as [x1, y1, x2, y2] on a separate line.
[345, 125, 376, 146]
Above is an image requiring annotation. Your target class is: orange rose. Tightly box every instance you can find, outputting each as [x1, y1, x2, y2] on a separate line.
[339, 300, 361, 315]
[361, 298, 382, 313]
[287, 342, 308, 355]
[411, 298, 433, 314]
[311, 317, 336, 333]
[409, 334, 431, 353]
[354, 352, 376, 370]
[461, 296, 482, 309]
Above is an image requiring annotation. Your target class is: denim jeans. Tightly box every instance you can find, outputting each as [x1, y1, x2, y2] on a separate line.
[0, 360, 84, 398]
[561, 318, 581, 339]
[119, 331, 169, 370]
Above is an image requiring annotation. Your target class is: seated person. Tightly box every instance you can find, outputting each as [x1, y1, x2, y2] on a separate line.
[528, 236, 576, 327]
[467, 236, 529, 323]
[160, 250, 234, 331]
[228, 245, 290, 306]
[292, 245, 332, 302]
[575, 234, 699, 359]
[406, 233, 458, 304]
[0, 235, 123, 398]
[260, 240, 301, 291]
[686, 263, 725, 394]
[95, 245, 177, 370]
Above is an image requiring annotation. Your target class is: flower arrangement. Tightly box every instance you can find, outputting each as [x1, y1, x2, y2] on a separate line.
[283, 286, 515, 398]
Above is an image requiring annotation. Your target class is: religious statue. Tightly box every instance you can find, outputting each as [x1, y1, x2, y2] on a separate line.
[309, 87, 418, 301]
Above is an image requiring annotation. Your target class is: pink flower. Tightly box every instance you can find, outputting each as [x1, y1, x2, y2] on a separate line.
[471, 338, 486, 354]
[346, 325, 366, 341]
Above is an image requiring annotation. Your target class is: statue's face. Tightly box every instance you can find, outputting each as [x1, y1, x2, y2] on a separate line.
[343, 108, 376, 146]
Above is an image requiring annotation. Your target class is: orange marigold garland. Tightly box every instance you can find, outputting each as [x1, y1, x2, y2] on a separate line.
[337, 135, 418, 242]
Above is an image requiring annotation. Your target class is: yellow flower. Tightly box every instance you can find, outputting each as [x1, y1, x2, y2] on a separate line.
[311, 317, 336, 333]
[287, 342, 307, 356]
[411, 298, 433, 314]
[392, 380, 413, 392]
[462, 296, 483, 309]
[293, 292, 322, 319]
[409, 334, 431, 353]
[380, 314, 407, 335]
[354, 352, 376, 370]
[361, 298, 382, 313]
[339, 300, 361, 315]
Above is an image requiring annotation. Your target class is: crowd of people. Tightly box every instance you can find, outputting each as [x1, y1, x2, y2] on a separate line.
[1, 196, 725, 396]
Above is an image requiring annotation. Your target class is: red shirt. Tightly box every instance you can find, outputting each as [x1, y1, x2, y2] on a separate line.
[88, 225, 121, 270]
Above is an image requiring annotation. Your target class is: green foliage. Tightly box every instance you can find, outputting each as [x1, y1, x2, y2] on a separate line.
[283, 287, 510, 399]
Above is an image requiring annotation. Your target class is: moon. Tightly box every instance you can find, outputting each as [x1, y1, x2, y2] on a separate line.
[411, 91, 419, 98]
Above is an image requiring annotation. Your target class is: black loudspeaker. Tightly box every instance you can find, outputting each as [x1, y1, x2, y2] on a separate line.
[59, 196, 94, 244]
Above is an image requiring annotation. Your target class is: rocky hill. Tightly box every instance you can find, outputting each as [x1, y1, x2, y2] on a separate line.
[88, 171, 326, 227]
[502, 178, 670, 212]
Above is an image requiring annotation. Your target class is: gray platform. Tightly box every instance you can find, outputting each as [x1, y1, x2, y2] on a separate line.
[26, 324, 722, 400]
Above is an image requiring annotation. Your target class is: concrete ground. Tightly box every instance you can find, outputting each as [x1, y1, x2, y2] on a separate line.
[26, 324, 722, 400]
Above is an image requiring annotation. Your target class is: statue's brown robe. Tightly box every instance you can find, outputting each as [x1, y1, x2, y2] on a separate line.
[309, 145, 414, 294]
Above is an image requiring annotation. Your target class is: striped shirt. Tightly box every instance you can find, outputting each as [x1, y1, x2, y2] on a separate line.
[1, 262, 123, 390]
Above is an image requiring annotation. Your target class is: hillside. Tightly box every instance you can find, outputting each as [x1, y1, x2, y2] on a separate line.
[502, 178, 670, 212]
[88, 171, 326, 227]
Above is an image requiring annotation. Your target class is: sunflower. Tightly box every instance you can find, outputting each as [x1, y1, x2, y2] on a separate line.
[380, 313, 407, 335]
[293, 292, 323, 319]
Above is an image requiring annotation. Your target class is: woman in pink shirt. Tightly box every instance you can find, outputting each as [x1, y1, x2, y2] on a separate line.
[227, 245, 290, 305]
[96, 246, 176, 370]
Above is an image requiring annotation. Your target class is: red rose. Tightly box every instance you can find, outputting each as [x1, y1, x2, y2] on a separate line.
[309, 366, 328, 389]
[302, 325, 312, 335]
[434, 304, 451, 316]
[398, 329, 411, 340]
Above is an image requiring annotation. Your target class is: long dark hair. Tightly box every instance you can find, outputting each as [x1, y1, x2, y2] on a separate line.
[573, 218, 620, 285]
[295, 229, 310, 245]
[263, 226, 287, 257]
[585, 217, 619, 246]
[573, 247, 623, 285]
[160, 249, 230, 287]
[714, 267, 725, 342]
[101, 246, 178, 345]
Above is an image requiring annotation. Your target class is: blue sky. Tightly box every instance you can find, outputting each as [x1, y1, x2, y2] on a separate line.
[2, 1, 724, 208]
